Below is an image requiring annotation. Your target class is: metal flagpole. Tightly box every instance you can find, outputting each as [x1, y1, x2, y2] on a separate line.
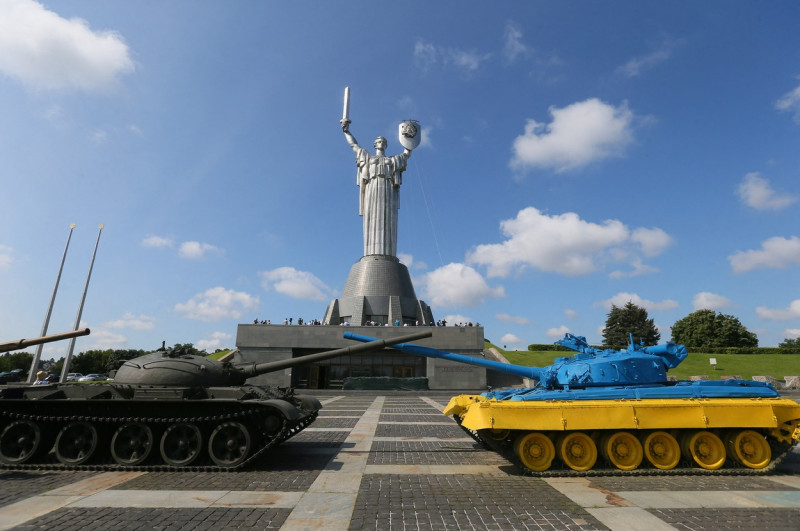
[60, 224, 103, 383]
[27, 223, 75, 383]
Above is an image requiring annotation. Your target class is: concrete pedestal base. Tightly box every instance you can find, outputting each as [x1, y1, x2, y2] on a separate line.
[323, 255, 433, 326]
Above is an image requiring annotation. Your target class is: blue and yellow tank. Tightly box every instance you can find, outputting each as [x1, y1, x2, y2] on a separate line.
[345, 332, 800, 474]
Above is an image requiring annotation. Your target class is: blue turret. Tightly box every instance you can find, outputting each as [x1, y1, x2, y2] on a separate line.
[343, 331, 779, 400]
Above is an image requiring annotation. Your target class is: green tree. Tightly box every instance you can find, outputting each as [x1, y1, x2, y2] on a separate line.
[779, 337, 799, 348]
[71, 349, 113, 375]
[0, 351, 33, 373]
[602, 302, 660, 347]
[670, 309, 758, 348]
[170, 343, 203, 356]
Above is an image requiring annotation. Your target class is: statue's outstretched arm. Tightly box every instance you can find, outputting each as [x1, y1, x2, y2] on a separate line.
[341, 120, 358, 146]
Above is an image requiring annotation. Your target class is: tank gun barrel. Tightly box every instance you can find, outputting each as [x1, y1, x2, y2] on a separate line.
[0, 328, 90, 354]
[240, 330, 434, 378]
[343, 332, 542, 380]
[347, 331, 690, 389]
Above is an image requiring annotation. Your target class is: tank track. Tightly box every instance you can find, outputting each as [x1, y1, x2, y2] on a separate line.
[0, 400, 318, 473]
[454, 416, 795, 477]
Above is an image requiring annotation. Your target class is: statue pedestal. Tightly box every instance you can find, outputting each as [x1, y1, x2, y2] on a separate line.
[324, 255, 434, 326]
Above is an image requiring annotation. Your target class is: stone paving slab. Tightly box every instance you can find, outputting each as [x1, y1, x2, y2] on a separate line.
[13, 507, 292, 530]
[0, 391, 798, 531]
[350, 474, 607, 530]
[646, 507, 800, 530]
[374, 423, 466, 438]
[588, 474, 800, 492]
[368, 440, 510, 465]
[0, 472, 97, 509]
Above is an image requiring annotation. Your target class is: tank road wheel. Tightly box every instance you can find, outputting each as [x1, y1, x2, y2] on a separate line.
[160, 423, 202, 467]
[641, 431, 680, 470]
[514, 432, 555, 472]
[484, 429, 511, 442]
[602, 431, 643, 471]
[483, 429, 511, 442]
[111, 422, 154, 466]
[55, 422, 99, 465]
[256, 410, 286, 441]
[0, 420, 43, 464]
[726, 430, 771, 469]
[557, 432, 598, 471]
[684, 430, 726, 470]
[208, 422, 252, 468]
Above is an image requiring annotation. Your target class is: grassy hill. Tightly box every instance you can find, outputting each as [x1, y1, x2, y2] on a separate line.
[206, 349, 234, 361]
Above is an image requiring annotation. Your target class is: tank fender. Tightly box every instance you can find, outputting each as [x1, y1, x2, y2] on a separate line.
[293, 394, 323, 412]
[260, 398, 304, 421]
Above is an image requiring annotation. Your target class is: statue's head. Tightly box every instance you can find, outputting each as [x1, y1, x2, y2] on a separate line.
[373, 136, 388, 150]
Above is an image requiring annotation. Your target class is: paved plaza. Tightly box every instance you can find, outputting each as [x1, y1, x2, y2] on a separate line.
[0, 391, 798, 530]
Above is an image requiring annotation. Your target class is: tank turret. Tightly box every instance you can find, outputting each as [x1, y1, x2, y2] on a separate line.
[114, 329, 433, 387]
[0, 328, 90, 353]
[0, 329, 432, 470]
[344, 331, 800, 475]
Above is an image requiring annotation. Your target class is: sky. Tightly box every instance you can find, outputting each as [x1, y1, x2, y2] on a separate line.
[1, 1, 799, 360]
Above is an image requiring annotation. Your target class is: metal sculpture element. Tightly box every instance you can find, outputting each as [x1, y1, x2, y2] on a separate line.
[341, 87, 420, 257]
[0, 329, 432, 470]
[345, 331, 800, 474]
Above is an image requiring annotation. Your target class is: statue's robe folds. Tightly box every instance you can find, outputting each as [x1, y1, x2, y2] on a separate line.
[354, 146, 410, 257]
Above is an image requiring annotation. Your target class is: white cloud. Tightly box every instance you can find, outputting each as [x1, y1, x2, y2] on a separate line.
[609, 258, 659, 278]
[420, 126, 433, 149]
[92, 130, 107, 144]
[729, 236, 800, 273]
[496, 313, 531, 325]
[196, 331, 233, 353]
[142, 237, 222, 260]
[776, 80, 800, 123]
[564, 309, 578, 319]
[546, 325, 571, 339]
[632, 227, 674, 257]
[615, 38, 680, 78]
[0, 0, 134, 92]
[756, 299, 800, 321]
[260, 267, 331, 301]
[104, 312, 155, 330]
[174, 287, 259, 322]
[178, 241, 222, 260]
[692, 292, 732, 311]
[503, 22, 529, 63]
[500, 333, 523, 346]
[510, 98, 635, 173]
[784, 328, 800, 339]
[397, 253, 414, 268]
[736, 172, 796, 211]
[0, 244, 13, 269]
[467, 207, 669, 278]
[597, 292, 679, 312]
[141, 235, 174, 248]
[419, 263, 504, 308]
[442, 314, 474, 326]
[87, 328, 127, 349]
[413, 39, 490, 73]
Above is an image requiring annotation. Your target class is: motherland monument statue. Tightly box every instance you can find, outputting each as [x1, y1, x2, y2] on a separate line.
[340, 86, 420, 257]
[323, 87, 433, 326]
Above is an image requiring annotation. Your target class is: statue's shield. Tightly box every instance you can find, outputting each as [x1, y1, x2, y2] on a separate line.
[398, 120, 421, 150]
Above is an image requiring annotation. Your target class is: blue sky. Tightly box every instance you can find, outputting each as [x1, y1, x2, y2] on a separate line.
[1, 1, 799, 358]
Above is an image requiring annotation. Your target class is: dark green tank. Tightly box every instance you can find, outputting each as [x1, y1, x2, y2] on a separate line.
[0, 329, 431, 470]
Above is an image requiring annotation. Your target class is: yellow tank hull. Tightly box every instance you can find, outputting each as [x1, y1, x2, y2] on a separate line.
[444, 394, 800, 473]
